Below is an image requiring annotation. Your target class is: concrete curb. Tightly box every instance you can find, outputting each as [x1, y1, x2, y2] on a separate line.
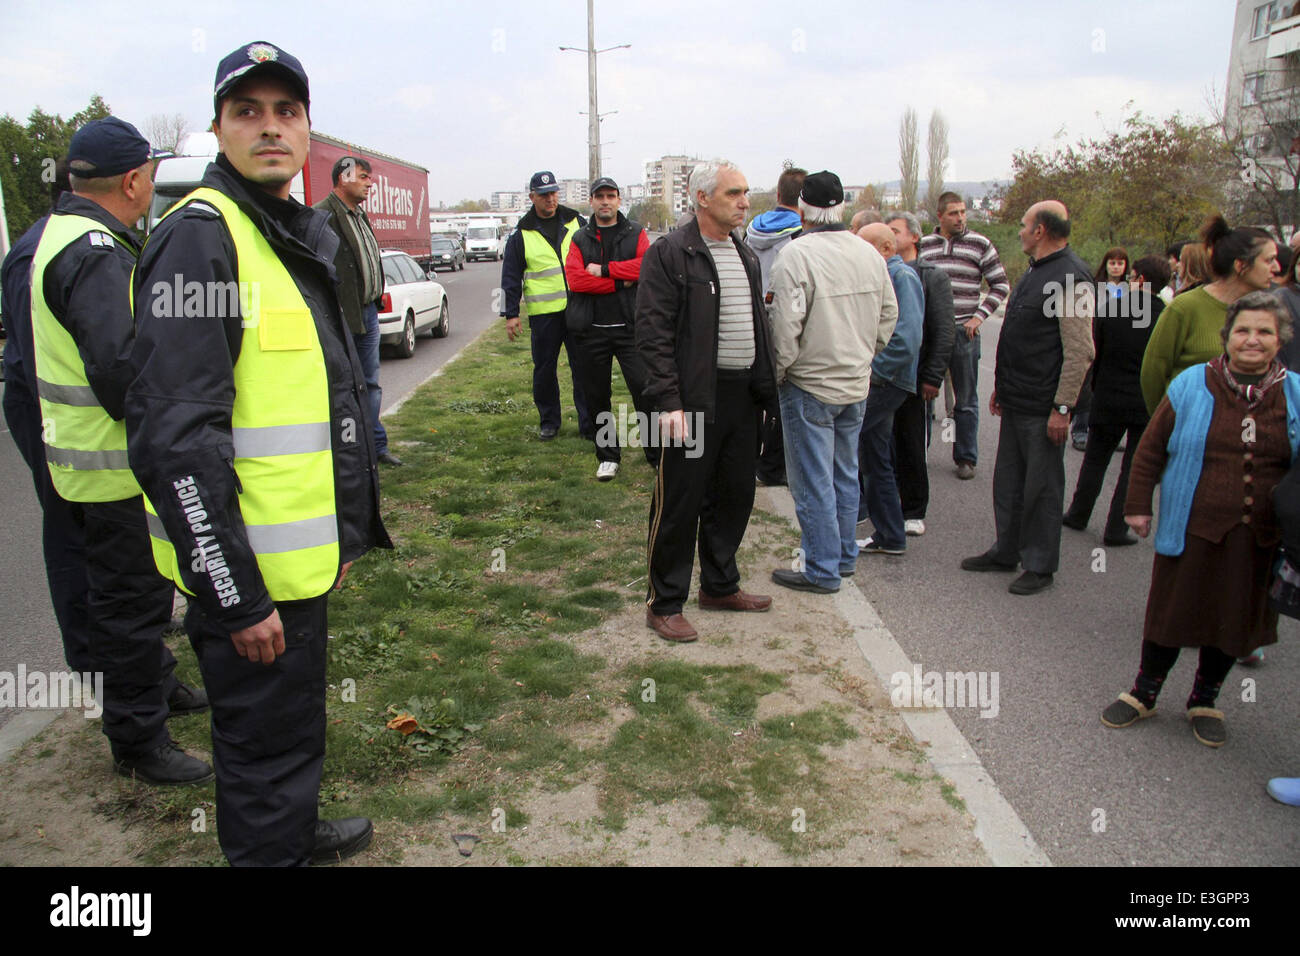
[759, 484, 1051, 867]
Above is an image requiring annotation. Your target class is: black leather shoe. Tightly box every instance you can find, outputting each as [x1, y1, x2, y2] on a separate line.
[167, 681, 209, 717]
[539, 425, 559, 441]
[114, 741, 214, 786]
[311, 817, 374, 865]
[960, 551, 1018, 572]
[1103, 529, 1138, 546]
[377, 452, 404, 466]
[1061, 512, 1088, 531]
[1008, 571, 1054, 595]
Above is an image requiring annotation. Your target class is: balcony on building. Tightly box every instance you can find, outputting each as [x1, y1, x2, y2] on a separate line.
[1267, 9, 1300, 57]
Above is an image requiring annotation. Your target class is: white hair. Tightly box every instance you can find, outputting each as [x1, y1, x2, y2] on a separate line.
[688, 161, 740, 209]
[798, 197, 841, 225]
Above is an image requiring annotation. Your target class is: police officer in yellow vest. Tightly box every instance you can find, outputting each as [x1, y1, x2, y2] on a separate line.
[31, 117, 213, 786]
[500, 171, 593, 440]
[127, 42, 391, 866]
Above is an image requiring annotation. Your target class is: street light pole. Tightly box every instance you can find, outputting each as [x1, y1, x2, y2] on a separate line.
[587, 0, 599, 182]
[560, 2, 629, 185]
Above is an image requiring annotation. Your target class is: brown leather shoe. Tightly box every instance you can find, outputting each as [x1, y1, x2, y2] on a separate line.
[698, 590, 772, 612]
[645, 609, 698, 643]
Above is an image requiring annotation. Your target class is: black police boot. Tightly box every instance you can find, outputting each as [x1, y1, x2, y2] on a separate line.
[311, 817, 374, 865]
[167, 681, 209, 718]
[114, 741, 214, 786]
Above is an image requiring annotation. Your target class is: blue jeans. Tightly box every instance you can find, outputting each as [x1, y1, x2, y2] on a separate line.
[779, 382, 866, 587]
[353, 303, 388, 456]
[857, 380, 909, 550]
[948, 326, 980, 465]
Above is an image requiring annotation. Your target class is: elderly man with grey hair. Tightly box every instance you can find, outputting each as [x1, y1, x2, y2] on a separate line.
[886, 211, 956, 535]
[635, 161, 778, 642]
[767, 171, 897, 593]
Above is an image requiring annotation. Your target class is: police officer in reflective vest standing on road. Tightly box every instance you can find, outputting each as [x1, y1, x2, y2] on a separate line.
[30, 117, 212, 785]
[500, 171, 593, 440]
[127, 42, 391, 866]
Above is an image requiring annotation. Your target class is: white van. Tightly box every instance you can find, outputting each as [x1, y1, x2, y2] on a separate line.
[464, 223, 502, 262]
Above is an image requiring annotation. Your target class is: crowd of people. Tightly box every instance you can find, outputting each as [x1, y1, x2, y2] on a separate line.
[4, 37, 1300, 867]
[502, 161, 1300, 808]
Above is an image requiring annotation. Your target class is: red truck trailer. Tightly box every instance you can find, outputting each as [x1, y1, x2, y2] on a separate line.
[150, 131, 430, 260]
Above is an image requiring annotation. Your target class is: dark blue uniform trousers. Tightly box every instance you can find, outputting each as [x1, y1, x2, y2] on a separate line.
[82, 496, 179, 757]
[4, 395, 93, 672]
[186, 595, 328, 867]
[528, 310, 592, 435]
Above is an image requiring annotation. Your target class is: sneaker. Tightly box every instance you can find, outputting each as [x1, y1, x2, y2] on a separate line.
[596, 461, 619, 481]
[770, 568, 838, 594]
[955, 461, 976, 480]
[856, 536, 904, 555]
[904, 519, 926, 537]
[114, 740, 214, 786]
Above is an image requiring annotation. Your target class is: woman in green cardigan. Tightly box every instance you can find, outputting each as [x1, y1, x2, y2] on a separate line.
[1139, 216, 1281, 414]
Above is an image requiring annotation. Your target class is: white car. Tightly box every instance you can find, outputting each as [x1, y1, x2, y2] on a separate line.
[378, 250, 449, 358]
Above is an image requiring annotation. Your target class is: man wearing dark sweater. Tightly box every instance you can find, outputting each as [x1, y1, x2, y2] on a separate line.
[961, 200, 1095, 595]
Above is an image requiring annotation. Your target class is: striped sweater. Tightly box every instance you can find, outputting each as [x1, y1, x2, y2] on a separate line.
[918, 229, 1010, 323]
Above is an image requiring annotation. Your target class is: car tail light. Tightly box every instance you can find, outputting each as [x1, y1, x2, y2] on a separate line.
[380, 292, 392, 313]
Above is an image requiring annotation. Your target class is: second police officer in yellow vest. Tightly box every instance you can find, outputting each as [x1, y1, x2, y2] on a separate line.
[499, 171, 593, 440]
[30, 117, 213, 785]
[127, 42, 391, 866]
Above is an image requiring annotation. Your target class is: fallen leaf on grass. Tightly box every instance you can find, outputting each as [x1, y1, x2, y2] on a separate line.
[386, 714, 420, 736]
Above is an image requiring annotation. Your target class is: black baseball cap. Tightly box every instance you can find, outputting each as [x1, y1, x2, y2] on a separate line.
[801, 170, 844, 208]
[590, 176, 619, 194]
[213, 41, 310, 117]
[66, 117, 152, 178]
[529, 171, 559, 194]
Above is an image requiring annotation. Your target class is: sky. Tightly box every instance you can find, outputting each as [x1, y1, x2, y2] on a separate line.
[0, 0, 1240, 206]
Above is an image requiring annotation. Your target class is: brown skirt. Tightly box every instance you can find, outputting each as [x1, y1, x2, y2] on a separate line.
[1143, 523, 1279, 656]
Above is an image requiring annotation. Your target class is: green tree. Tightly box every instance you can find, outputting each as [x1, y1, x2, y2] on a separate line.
[627, 199, 670, 231]
[1, 94, 113, 244]
[451, 198, 491, 212]
[996, 110, 1232, 258]
[898, 107, 920, 212]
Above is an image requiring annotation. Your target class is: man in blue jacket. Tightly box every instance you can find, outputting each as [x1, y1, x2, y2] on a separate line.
[856, 223, 925, 555]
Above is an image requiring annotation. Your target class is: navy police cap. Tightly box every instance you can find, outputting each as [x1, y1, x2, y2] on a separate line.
[213, 41, 310, 115]
[66, 117, 152, 178]
[529, 171, 559, 194]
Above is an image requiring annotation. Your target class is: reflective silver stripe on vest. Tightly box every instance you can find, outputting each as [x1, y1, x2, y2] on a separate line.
[37, 378, 102, 407]
[245, 514, 339, 554]
[45, 445, 131, 470]
[146, 511, 170, 542]
[523, 290, 567, 304]
[233, 422, 331, 458]
[522, 266, 563, 280]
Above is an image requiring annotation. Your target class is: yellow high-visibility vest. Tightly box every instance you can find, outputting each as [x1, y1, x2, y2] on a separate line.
[141, 187, 340, 602]
[519, 216, 579, 317]
[31, 213, 141, 502]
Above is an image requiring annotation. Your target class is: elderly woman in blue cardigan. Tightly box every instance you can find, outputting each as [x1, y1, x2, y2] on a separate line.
[1101, 291, 1300, 747]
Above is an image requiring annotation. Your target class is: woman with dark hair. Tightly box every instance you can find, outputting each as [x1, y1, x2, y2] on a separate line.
[1063, 256, 1167, 544]
[1070, 248, 1133, 449]
[1140, 215, 1280, 413]
[1103, 291, 1300, 746]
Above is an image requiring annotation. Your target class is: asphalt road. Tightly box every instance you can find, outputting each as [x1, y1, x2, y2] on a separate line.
[0, 258, 507, 733]
[856, 314, 1300, 866]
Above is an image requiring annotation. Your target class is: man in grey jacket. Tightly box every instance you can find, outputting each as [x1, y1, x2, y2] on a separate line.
[767, 171, 897, 594]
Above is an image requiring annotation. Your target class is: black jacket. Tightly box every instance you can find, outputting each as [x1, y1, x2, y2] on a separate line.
[908, 258, 956, 390]
[994, 245, 1094, 415]
[315, 191, 383, 336]
[37, 194, 142, 420]
[1090, 288, 1162, 426]
[566, 212, 643, 333]
[634, 219, 778, 421]
[127, 156, 391, 631]
[498, 204, 584, 318]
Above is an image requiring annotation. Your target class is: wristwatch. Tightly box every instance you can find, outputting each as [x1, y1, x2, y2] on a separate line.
[1055, 404, 1071, 415]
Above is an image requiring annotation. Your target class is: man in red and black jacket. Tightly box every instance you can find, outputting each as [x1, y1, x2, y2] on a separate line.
[564, 177, 656, 480]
